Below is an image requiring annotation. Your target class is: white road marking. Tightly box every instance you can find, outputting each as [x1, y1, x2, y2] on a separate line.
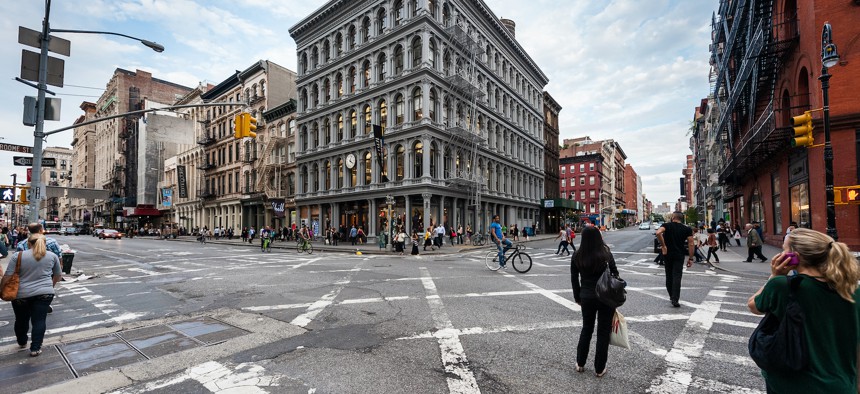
[708, 332, 749, 343]
[713, 318, 759, 329]
[689, 377, 764, 394]
[419, 267, 481, 394]
[112, 361, 281, 394]
[647, 290, 726, 394]
[290, 265, 360, 327]
[702, 350, 758, 367]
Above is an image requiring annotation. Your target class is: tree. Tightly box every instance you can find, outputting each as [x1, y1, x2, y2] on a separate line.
[685, 207, 699, 225]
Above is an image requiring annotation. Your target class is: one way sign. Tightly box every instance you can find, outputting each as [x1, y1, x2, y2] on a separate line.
[12, 156, 56, 167]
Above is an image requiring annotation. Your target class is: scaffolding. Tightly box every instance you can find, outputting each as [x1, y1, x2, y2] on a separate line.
[444, 24, 486, 214]
[710, 0, 799, 195]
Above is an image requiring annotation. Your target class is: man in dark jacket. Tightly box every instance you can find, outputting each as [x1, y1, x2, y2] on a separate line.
[744, 223, 767, 262]
[655, 212, 695, 307]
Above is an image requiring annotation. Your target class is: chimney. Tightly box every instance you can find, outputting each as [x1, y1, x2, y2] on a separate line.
[500, 18, 516, 38]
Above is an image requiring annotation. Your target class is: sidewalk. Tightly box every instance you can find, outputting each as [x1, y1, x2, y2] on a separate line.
[144, 233, 558, 256]
[704, 242, 783, 278]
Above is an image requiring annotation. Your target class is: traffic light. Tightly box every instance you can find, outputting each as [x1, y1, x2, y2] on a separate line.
[791, 111, 814, 147]
[19, 187, 28, 204]
[233, 112, 258, 139]
[834, 185, 860, 205]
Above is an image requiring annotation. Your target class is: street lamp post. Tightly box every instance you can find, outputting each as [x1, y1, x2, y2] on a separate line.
[820, 22, 839, 241]
[27, 0, 164, 223]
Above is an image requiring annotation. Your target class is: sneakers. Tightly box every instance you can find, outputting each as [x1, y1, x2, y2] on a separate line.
[47, 306, 53, 314]
[498, 264, 507, 270]
[760, 258, 768, 263]
[671, 300, 680, 307]
[30, 350, 42, 357]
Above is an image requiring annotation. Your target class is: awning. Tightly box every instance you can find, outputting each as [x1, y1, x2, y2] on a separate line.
[124, 207, 162, 217]
[541, 198, 585, 211]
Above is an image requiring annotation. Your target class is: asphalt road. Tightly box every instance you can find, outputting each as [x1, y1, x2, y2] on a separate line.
[0, 228, 770, 393]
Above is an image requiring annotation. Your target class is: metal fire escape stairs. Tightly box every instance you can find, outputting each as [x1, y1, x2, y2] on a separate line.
[444, 24, 486, 214]
[255, 133, 287, 199]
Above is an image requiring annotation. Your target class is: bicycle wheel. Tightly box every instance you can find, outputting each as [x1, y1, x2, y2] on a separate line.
[296, 242, 303, 253]
[511, 252, 532, 273]
[306, 243, 314, 254]
[485, 251, 502, 271]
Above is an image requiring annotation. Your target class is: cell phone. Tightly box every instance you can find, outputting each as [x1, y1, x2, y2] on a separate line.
[785, 252, 799, 266]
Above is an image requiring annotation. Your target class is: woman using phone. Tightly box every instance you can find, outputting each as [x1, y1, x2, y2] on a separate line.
[747, 228, 860, 393]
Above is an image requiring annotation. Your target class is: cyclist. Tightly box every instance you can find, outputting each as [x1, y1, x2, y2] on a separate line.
[490, 214, 512, 270]
[261, 227, 273, 252]
[298, 224, 311, 251]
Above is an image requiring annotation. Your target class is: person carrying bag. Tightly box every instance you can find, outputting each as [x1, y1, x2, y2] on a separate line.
[747, 228, 860, 393]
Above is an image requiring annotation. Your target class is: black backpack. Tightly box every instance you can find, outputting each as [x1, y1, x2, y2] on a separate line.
[595, 264, 627, 308]
[748, 275, 808, 372]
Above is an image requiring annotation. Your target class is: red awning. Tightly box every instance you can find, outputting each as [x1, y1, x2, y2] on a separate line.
[124, 207, 163, 217]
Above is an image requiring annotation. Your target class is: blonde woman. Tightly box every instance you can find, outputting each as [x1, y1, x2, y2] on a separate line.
[747, 228, 860, 393]
[1, 234, 61, 357]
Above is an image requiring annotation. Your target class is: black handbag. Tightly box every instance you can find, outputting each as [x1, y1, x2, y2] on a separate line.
[748, 275, 808, 372]
[595, 264, 627, 308]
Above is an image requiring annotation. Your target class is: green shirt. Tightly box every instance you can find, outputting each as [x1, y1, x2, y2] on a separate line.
[755, 274, 860, 393]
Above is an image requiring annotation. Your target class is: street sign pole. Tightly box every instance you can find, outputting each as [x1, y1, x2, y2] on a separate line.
[28, 0, 52, 223]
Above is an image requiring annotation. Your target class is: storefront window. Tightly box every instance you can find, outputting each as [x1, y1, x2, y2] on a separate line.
[790, 183, 810, 228]
[772, 174, 782, 234]
[750, 188, 764, 233]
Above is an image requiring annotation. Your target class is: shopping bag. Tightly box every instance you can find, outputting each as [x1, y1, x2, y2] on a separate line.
[609, 310, 630, 349]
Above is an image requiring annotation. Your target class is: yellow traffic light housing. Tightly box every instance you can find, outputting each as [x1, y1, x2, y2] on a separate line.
[834, 185, 860, 205]
[19, 187, 28, 204]
[233, 113, 258, 139]
[791, 111, 814, 147]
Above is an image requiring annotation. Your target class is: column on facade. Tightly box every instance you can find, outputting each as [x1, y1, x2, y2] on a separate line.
[405, 195, 412, 235]
[368, 199, 377, 235]
[422, 137, 431, 179]
[422, 193, 432, 231]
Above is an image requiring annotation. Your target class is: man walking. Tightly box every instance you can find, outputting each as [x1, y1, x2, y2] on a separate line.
[655, 212, 694, 307]
[555, 225, 571, 256]
[744, 223, 768, 262]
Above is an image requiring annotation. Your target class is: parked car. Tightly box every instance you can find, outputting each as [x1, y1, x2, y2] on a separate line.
[60, 227, 79, 236]
[99, 229, 124, 239]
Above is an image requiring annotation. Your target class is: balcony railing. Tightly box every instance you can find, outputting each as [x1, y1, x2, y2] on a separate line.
[197, 161, 216, 170]
[243, 155, 257, 164]
[197, 188, 215, 199]
[197, 134, 216, 146]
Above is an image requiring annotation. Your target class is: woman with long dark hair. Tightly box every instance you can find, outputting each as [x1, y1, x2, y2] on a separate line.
[570, 226, 618, 377]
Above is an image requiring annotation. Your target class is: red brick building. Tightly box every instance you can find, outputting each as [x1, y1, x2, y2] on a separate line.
[709, 0, 860, 249]
[624, 164, 639, 222]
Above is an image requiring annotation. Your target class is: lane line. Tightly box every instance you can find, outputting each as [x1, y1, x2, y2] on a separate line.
[290, 265, 360, 328]
[419, 267, 481, 394]
[646, 289, 726, 394]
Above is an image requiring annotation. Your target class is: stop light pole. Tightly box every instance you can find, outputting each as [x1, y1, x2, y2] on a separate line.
[820, 23, 839, 241]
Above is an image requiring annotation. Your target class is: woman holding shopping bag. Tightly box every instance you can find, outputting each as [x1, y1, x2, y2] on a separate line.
[570, 226, 619, 377]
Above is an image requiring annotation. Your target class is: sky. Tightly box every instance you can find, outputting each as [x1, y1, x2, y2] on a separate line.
[0, 0, 714, 206]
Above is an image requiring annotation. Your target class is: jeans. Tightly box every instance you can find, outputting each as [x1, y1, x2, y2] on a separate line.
[706, 246, 719, 262]
[496, 238, 512, 266]
[12, 294, 54, 352]
[664, 255, 685, 303]
[556, 240, 570, 255]
[577, 297, 615, 372]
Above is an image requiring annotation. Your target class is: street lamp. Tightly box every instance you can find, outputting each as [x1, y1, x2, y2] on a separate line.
[27, 0, 164, 223]
[820, 22, 839, 241]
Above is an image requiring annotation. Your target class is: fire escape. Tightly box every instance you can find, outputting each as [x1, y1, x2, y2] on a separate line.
[711, 0, 800, 200]
[444, 23, 486, 216]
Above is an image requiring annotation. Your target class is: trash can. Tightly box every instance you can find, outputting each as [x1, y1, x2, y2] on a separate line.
[61, 252, 75, 274]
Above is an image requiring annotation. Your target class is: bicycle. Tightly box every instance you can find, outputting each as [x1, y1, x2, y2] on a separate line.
[297, 238, 314, 254]
[471, 233, 486, 246]
[485, 243, 532, 273]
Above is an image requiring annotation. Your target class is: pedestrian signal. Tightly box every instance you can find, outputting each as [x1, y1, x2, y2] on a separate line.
[835, 185, 860, 205]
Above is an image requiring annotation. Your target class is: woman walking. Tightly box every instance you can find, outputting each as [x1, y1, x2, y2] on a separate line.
[747, 228, 860, 393]
[571, 226, 618, 377]
[705, 228, 719, 263]
[411, 232, 420, 255]
[2, 234, 62, 357]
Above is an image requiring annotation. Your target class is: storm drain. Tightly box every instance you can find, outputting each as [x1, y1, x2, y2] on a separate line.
[0, 316, 249, 387]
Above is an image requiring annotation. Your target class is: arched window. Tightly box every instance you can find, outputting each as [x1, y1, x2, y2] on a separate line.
[429, 39, 438, 69]
[311, 47, 319, 69]
[362, 60, 371, 87]
[348, 67, 357, 93]
[413, 88, 423, 121]
[322, 40, 330, 63]
[300, 126, 308, 151]
[394, 45, 404, 74]
[361, 17, 371, 43]
[395, 94, 405, 125]
[323, 78, 331, 103]
[395, 145, 405, 181]
[337, 114, 344, 141]
[411, 37, 422, 68]
[323, 118, 331, 145]
[364, 152, 372, 184]
[378, 100, 388, 127]
[429, 142, 437, 177]
[324, 161, 331, 190]
[428, 0, 437, 19]
[376, 8, 387, 35]
[312, 164, 319, 191]
[442, 4, 451, 27]
[348, 25, 356, 50]
[287, 172, 295, 195]
[443, 51, 451, 75]
[312, 122, 320, 147]
[310, 83, 319, 107]
[299, 89, 308, 112]
[393, 1, 404, 26]
[300, 53, 308, 74]
[335, 33, 343, 56]
[335, 73, 343, 97]
[336, 158, 344, 188]
[260, 81, 266, 98]
[377, 53, 387, 82]
[413, 141, 423, 178]
[349, 109, 357, 138]
[429, 89, 438, 121]
[301, 167, 308, 193]
[364, 105, 372, 135]
[410, 0, 419, 17]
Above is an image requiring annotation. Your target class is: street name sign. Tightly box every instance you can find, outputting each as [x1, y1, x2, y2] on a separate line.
[13, 156, 56, 167]
[0, 143, 33, 154]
